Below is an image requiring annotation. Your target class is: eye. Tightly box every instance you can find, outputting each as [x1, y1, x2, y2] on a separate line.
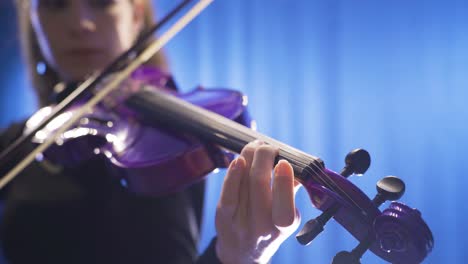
[89, 0, 118, 9]
[36, 0, 68, 10]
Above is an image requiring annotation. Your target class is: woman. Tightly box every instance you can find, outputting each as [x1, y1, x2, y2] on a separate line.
[0, 0, 301, 263]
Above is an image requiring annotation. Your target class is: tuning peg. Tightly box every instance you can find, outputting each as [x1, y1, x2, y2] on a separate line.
[296, 204, 340, 246]
[332, 236, 373, 264]
[372, 176, 405, 207]
[340, 149, 371, 178]
[332, 251, 361, 264]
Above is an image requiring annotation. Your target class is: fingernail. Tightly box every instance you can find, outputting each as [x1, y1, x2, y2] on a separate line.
[275, 159, 289, 175]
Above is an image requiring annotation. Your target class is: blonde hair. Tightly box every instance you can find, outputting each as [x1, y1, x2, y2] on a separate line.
[15, 0, 168, 107]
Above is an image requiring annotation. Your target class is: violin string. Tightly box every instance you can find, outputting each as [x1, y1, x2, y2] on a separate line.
[165, 92, 353, 204]
[227, 122, 367, 214]
[213, 112, 367, 213]
[165, 94, 365, 212]
[152, 90, 366, 213]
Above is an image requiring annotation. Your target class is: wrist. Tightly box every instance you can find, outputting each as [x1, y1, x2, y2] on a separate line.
[215, 239, 267, 264]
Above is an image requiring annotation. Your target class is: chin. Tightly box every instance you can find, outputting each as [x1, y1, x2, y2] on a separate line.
[59, 65, 101, 82]
[57, 58, 109, 82]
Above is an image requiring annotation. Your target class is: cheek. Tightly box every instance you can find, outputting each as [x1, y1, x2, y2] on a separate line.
[112, 9, 140, 53]
[30, 12, 61, 67]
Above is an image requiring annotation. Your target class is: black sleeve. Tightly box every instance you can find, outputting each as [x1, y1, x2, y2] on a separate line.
[0, 122, 25, 147]
[1, 161, 212, 264]
[0, 121, 223, 264]
[0, 121, 27, 200]
[197, 237, 223, 264]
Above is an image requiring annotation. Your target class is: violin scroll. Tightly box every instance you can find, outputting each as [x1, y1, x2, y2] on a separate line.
[373, 202, 434, 263]
[298, 150, 433, 263]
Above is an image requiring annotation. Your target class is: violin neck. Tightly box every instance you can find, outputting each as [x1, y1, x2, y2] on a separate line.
[126, 87, 322, 183]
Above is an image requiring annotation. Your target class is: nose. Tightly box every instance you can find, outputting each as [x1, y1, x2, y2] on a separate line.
[69, 2, 96, 34]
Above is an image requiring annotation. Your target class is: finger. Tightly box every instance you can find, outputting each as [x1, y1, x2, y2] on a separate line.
[237, 140, 263, 219]
[218, 157, 247, 217]
[272, 160, 296, 228]
[240, 140, 262, 167]
[275, 208, 301, 236]
[249, 144, 278, 222]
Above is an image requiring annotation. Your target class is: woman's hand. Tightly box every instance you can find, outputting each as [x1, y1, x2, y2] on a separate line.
[215, 140, 301, 263]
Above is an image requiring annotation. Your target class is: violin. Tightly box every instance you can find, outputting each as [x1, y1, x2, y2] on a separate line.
[22, 66, 251, 196]
[0, 0, 433, 263]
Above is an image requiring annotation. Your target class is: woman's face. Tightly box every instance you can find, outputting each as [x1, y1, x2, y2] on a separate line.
[29, 0, 143, 81]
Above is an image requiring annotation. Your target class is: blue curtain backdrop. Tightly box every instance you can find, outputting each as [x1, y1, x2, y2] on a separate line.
[1, 0, 467, 263]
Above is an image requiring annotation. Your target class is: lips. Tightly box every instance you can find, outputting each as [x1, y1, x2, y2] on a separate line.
[64, 48, 103, 57]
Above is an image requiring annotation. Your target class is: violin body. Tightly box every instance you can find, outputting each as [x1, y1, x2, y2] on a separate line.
[25, 67, 253, 196]
[109, 86, 253, 195]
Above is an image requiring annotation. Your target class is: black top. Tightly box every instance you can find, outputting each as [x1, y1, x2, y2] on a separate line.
[0, 121, 221, 264]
